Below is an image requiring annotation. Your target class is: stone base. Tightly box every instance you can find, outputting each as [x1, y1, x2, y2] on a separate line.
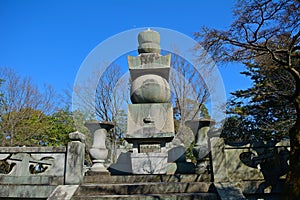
[131, 152, 167, 174]
[86, 170, 110, 176]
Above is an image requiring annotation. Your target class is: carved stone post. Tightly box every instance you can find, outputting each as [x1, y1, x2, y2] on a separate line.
[185, 119, 215, 174]
[65, 131, 86, 185]
[85, 121, 114, 174]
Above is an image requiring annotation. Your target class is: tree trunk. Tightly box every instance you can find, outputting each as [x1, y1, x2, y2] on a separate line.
[283, 98, 300, 199]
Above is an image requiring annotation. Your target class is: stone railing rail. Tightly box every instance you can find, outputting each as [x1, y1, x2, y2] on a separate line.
[210, 137, 290, 183]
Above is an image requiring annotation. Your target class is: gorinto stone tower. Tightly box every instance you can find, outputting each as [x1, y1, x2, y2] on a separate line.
[124, 28, 175, 174]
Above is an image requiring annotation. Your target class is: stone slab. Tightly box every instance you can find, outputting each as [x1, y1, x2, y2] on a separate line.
[214, 182, 246, 200]
[47, 185, 79, 200]
[131, 152, 168, 174]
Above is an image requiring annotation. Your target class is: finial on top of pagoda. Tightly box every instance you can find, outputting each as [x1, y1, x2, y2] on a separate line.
[138, 28, 160, 54]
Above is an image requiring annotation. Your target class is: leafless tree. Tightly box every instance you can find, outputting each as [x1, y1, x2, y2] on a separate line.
[73, 63, 129, 162]
[167, 50, 210, 145]
[0, 67, 56, 146]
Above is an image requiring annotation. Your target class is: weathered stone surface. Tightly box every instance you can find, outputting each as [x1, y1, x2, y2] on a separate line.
[75, 182, 212, 195]
[85, 121, 114, 173]
[210, 137, 290, 182]
[130, 152, 168, 174]
[32, 153, 66, 176]
[0, 185, 56, 198]
[108, 152, 132, 175]
[0, 146, 66, 153]
[48, 185, 79, 200]
[210, 138, 229, 182]
[210, 137, 229, 182]
[83, 174, 210, 184]
[168, 145, 186, 162]
[72, 193, 218, 200]
[122, 29, 175, 175]
[126, 103, 174, 141]
[137, 29, 161, 54]
[0, 152, 65, 177]
[0, 176, 64, 185]
[65, 141, 85, 185]
[214, 182, 246, 200]
[128, 54, 171, 80]
[225, 147, 264, 181]
[130, 74, 171, 103]
[69, 131, 86, 143]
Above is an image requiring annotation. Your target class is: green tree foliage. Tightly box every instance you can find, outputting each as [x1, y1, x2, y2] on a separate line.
[195, 0, 300, 197]
[43, 109, 76, 146]
[226, 61, 296, 142]
[0, 67, 56, 146]
[1, 108, 49, 146]
[0, 67, 81, 147]
[0, 107, 77, 147]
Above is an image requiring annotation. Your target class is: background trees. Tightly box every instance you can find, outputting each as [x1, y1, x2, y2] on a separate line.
[0, 67, 77, 146]
[0, 67, 56, 146]
[168, 50, 211, 147]
[195, 0, 300, 197]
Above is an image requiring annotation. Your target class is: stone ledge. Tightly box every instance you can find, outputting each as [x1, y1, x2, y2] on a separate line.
[0, 185, 57, 198]
[72, 193, 218, 200]
[75, 182, 213, 195]
[0, 175, 64, 185]
[83, 174, 210, 183]
[0, 146, 66, 153]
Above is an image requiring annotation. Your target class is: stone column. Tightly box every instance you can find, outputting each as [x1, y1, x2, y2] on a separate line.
[185, 119, 215, 174]
[85, 121, 114, 174]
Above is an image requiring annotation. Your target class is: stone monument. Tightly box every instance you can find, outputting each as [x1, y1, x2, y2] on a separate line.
[124, 28, 175, 174]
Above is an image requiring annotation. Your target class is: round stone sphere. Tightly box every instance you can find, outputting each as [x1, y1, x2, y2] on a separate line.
[138, 29, 160, 54]
[131, 74, 170, 103]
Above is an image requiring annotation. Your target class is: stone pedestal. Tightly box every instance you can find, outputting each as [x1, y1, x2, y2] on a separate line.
[85, 121, 114, 174]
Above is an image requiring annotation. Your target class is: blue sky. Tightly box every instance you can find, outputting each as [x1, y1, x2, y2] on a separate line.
[0, 0, 251, 99]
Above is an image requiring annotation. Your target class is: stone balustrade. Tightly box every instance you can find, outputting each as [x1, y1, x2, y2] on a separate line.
[0, 131, 85, 199]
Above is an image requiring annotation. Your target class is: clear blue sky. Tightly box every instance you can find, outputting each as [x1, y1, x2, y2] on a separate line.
[0, 0, 251, 98]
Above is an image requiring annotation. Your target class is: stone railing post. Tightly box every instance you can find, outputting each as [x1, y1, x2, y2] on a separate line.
[65, 131, 86, 185]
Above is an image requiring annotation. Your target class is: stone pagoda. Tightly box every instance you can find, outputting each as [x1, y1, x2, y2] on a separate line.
[124, 28, 175, 174]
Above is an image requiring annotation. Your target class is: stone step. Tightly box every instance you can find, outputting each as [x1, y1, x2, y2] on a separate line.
[74, 182, 214, 196]
[72, 193, 218, 200]
[84, 174, 210, 184]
